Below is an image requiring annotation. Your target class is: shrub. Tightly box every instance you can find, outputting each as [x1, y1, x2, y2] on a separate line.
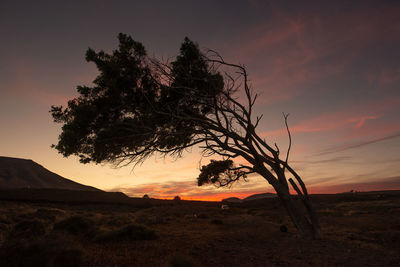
[31, 208, 65, 222]
[210, 219, 223, 225]
[135, 214, 165, 225]
[94, 223, 157, 242]
[280, 225, 288, 233]
[197, 213, 209, 219]
[8, 219, 46, 240]
[169, 253, 194, 267]
[102, 215, 133, 227]
[0, 234, 84, 267]
[0, 214, 12, 225]
[53, 215, 95, 236]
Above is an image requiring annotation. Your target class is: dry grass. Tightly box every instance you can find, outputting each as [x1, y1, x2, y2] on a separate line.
[0, 192, 399, 266]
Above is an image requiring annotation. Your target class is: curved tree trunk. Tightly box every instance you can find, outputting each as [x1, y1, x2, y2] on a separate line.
[273, 184, 322, 239]
[275, 186, 322, 239]
[258, 165, 322, 239]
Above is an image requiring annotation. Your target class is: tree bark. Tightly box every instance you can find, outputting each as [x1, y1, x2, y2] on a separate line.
[275, 185, 322, 239]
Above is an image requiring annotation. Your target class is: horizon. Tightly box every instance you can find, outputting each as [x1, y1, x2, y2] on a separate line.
[1, 0, 400, 201]
[1, 154, 398, 202]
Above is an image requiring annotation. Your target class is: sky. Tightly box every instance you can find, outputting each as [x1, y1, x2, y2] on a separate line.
[1, 0, 399, 201]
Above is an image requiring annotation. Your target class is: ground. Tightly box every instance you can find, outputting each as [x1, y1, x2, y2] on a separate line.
[0, 192, 399, 266]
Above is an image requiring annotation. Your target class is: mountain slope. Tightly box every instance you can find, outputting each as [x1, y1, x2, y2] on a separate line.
[243, 192, 276, 201]
[0, 156, 100, 191]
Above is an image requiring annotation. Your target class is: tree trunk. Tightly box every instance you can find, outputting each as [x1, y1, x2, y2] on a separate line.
[275, 186, 322, 239]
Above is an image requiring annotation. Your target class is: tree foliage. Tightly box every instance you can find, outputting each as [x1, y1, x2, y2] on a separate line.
[51, 33, 322, 239]
[197, 160, 247, 187]
[51, 34, 224, 165]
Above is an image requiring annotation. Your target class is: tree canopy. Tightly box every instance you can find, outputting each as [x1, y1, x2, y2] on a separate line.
[51, 34, 223, 165]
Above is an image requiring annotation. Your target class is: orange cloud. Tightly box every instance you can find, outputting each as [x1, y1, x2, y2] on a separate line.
[109, 179, 271, 201]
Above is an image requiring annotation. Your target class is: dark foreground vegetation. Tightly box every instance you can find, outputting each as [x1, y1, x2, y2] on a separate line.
[0, 191, 399, 266]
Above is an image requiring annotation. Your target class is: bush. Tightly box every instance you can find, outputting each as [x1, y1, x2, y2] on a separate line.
[102, 215, 133, 227]
[31, 208, 65, 222]
[135, 214, 165, 225]
[169, 253, 194, 267]
[0, 234, 84, 267]
[210, 219, 223, 225]
[53, 215, 95, 236]
[197, 213, 209, 219]
[0, 214, 12, 225]
[94, 223, 157, 242]
[8, 219, 46, 240]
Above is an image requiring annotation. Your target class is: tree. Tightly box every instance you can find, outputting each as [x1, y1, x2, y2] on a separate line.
[51, 33, 322, 239]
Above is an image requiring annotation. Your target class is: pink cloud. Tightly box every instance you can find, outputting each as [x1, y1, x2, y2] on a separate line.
[261, 112, 355, 138]
[347, 115, 378, 129]
[308, 176, 400, 194]
[4, 59, 77, 106]
[261, 96, 400, 139]
[226, 6, 400, 104]
[317, 132, 400, 156]
[368, 67, 400, 87]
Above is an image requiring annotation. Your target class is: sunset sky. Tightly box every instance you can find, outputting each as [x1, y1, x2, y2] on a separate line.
[1, 0, 399, 201]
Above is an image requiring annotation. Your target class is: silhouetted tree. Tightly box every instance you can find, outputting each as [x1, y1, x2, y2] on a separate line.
[51, 33, 322, 239]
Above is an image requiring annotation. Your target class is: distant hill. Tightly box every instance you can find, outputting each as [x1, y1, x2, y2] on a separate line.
[0, 188, 132, 204]
[243, 193, 276, 201]
[222, 193, 276, 203]
[0, 156, 100, 191]
[223, 197, 243, 203]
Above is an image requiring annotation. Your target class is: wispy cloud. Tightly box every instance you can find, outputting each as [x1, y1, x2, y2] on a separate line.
[293, 156, 353, 165]
[348, 115, 378, 129]
[368, 67, 400, 87]
[317, 132, 400, 156]
[226, 6, 400, 104]
[260, 96, 400, 139]
[309, 176, 400, 193]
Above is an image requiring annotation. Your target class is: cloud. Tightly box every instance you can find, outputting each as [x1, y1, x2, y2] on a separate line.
[346, 115, 378, 129]
[293, 156, 353, 165]
[108, 178, 271, 201]
[309, 176, 400, 194]
[378, 68, 400, 86]
[1, 60, 77, 106]
[109, 173, 400, 198]
[317, 132, 400, 156]
[367, 66, 400, 88]
[260, 96, 400, 139]
[226, 6, 400, 104]
[260, 112, 367, 138]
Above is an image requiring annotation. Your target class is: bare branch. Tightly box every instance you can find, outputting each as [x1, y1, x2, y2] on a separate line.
[283, 112, 291, 166]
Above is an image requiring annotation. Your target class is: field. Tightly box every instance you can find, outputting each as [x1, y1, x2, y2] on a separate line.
[0, 191, 399, 266]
